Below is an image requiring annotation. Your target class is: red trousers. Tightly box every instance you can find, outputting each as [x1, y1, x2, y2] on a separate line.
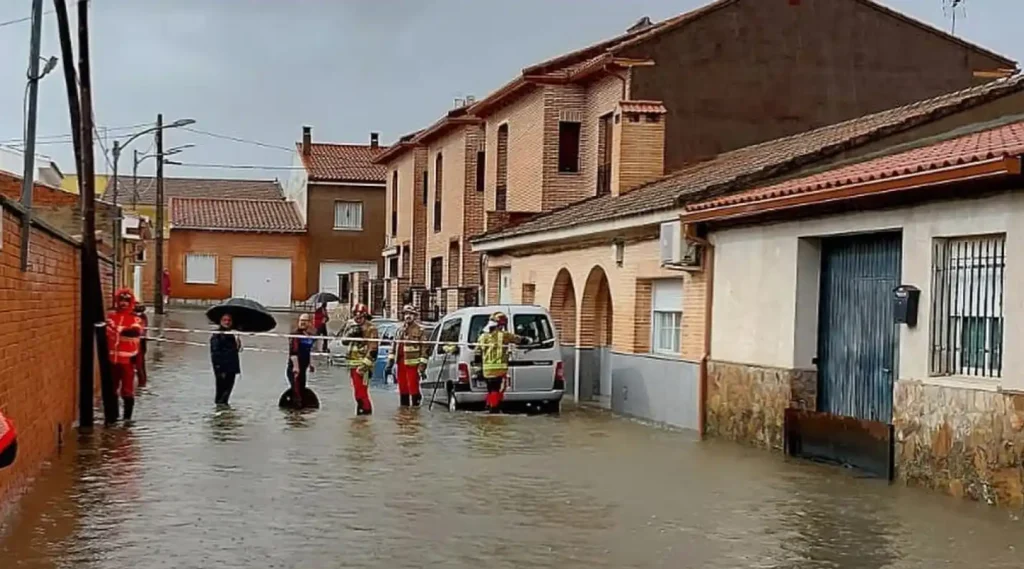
[112, 362, 136, 398]
[396, 363, 421, 397]
[350, 369, 372, 413]
[485, 377, 505, 410]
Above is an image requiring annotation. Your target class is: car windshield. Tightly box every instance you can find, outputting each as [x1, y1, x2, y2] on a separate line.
[513, 313, 555, 346]
[467, 315, 490, 344]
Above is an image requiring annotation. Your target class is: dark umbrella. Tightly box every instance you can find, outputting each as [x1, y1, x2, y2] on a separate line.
[206, 298, 277, 333]
[307, 292, 341, 305]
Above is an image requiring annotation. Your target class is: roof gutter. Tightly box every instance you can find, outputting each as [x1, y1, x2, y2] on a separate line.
[682, 156, 1022, 224]
[471, 208, 680, 253]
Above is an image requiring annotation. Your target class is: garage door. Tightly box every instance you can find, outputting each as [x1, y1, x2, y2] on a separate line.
[232, 257, 292, 308]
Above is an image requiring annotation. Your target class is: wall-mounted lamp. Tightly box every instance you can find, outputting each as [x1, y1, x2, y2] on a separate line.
[612, 239, 625, 267]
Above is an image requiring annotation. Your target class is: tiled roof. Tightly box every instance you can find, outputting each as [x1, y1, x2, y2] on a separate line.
[109, 176, 283, 206]
[170, 197, 304, 233]
[619, 100, 667, 114]
[474, 73, 1024, 243]
[299, 143, 388, 183]
[688, 119, 1024, 212]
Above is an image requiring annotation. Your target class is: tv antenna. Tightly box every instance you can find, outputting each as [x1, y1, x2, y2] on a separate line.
[943, 0, 967, 35]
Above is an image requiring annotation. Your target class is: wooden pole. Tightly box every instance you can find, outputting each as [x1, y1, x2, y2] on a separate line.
[154, 114, 165, 315]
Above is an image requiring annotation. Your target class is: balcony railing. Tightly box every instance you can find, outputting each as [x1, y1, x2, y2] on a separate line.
[597, 163, 611, 196]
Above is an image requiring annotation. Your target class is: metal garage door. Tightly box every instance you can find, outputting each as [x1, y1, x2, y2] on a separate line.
[232, 257, 292, 308]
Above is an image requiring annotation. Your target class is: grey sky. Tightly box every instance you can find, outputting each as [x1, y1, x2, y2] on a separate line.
[0, 0, 1019, 183]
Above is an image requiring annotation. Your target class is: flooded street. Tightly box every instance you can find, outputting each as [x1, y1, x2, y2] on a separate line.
[1, 311, 1022, 569]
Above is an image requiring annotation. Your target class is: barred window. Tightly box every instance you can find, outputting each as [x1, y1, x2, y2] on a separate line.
[930, 234, 1005, 378]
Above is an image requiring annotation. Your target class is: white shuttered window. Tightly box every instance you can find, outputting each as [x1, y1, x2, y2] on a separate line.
[185, 253, 217, 284]
[334, 201, 363, 230]
[651, 279, 683, 356]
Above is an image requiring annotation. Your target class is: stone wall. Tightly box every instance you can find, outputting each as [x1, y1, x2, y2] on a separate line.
[894, 379, 1024, 509]
[706, 360, 817, 451]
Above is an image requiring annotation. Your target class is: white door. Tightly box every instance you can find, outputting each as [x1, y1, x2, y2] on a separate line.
[232, 257, 292, 308]
[498, 268, 512, 304]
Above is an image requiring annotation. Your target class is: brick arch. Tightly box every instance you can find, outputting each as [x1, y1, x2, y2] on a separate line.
[549, 268, 577, 346]
[579, 265, 612, 348]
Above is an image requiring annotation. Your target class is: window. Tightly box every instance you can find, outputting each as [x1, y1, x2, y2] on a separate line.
[930, 234, 1005, 378]
[496, 124, 509, 211]
[558, 121, 581, 173]
[425, 320, 443, 357]
[388, 256, 399, 279]
[390, 171, 398, 237]
[448, 241, 460, 286]
[334, 201, 363, 230]
[422, 171, 429, 205]
[185, 253, 216, 284]
[513, 313, 555, 346]
[476, 150, 486, 192]
[435, 317, 462, 355]
[597, 113, 613, 196]
[468, 314, 490, 345]
[434, 153, 443, 233]
[651, 279, 683, 355]
[430, 256, 443, 289]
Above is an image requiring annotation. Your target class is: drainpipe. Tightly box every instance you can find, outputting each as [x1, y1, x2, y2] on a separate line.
[478, 252, 487, 306]
[689, 230, 714, 439]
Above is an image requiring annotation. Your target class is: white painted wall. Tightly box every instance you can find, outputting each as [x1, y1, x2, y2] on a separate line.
[710, 190, 1024, 392]
[282, 151, 309, 223]
[318, 261, 378, 297]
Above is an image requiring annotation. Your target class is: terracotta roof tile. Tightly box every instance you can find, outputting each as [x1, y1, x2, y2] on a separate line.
[300, 143, 388, 183]
[170, 197, 304, 233]
[689, 120, 1024, 212]
[619, 100, 668, 114]
[474, 74, 1024, 243]
[110, 176, 283, 206]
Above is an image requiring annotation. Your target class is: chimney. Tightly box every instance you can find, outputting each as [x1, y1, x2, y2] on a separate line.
[465, 95, 476, 106]
[370, 132, 380, 149]
[611, 101, 667, 196]
[302, 126, 311, 156]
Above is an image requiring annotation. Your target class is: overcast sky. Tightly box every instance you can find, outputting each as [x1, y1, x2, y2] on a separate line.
[0, 0, 1019, 183]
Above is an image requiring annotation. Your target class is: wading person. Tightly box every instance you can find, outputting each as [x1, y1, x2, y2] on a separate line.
[475, 311, 525, 414]
[286, 313, 316, 408]
[342, 303, 378, 415]
[161, 269, 171, 308]
[313, 301, 330, 353]
[133, 303, 149, 388]
[210, 313, 242, 406]
[106, 289, 145, 422]
[0, 411, 16, 469]
[387, 304, 427, 407]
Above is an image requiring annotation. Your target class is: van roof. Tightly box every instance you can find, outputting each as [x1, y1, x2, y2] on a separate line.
[445, 304, 551, 318]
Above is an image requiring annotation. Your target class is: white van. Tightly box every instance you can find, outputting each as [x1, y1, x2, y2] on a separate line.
[420, 305, 564, 413]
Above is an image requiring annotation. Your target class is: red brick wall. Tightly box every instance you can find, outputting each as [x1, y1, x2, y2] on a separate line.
[0, 205, 90, 504]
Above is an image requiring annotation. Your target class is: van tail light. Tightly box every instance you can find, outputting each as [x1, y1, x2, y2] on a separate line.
[553, 361, 565, 390]
[457, 362, 470, 383]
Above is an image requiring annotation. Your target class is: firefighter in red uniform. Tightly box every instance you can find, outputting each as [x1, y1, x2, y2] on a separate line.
[0, 411, 16, 469]
[106, 289, 145, 421]
[342, 303, 378, 415]
[386, 304, 427, 407]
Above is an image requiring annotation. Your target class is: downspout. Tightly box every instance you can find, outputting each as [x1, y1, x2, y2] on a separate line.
[688, 229, 714, 439]
[478, 252, 488, 306]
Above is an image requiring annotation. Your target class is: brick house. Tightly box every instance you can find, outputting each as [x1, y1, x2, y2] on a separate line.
[684, 116, 1024, 506]
[168, 197, 306, 308]
[472, 74, 1024, 430]
[110, 176, 284, 304]
[284, 127, 387, 310]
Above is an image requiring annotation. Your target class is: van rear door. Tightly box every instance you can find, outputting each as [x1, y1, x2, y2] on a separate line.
[508, 310, 559, 392]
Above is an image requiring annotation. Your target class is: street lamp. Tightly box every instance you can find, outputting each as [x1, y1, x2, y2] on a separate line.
[109, 118, 194, 291]
[130, 144, 193, 207]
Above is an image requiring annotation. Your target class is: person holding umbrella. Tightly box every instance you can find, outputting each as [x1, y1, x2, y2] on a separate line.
[106, 289, 145, 422]
[210, 313, 242, 406]
[313, 301, 330, 353]
[342, 303, 378, 415]
[386, 304, 427, 407]
[0, 410, 16, 469]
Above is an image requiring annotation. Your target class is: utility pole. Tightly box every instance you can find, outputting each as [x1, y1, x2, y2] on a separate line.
[132, 149, 139, 208]
[18, 0, 44, 271]
[111, 140, 121, 290]
[154, 113, 165, 315]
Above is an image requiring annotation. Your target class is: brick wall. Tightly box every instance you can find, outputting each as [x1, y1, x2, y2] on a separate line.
[167, 229, 307, 301]
[542, 84, 587, 211]
[486, 234, 704, 360]
[461, 126, 486, 288]
[612, 107, 666, 196]
[426, 126, 468, 288]
[0, 203, 90, 504]
[484, 88, 546, 216]
[583, 75, 627, 197]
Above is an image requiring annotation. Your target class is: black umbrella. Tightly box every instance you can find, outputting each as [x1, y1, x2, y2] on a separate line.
[206, 298, 277, 333]
[307, 292, 341, 305]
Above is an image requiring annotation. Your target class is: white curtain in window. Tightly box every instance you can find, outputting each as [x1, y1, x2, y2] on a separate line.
[651, 279, 683, 355]
[185, 253, 216, 284]
[334, 201, 363, 229]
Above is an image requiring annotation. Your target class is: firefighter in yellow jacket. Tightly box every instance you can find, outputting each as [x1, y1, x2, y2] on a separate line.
[386, 304, 427, 407]
[475, 311, 526, 413]
[342, 303, 379, 415]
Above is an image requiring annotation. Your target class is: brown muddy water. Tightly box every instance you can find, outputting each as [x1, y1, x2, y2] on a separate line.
[1, 311, 1022, 568]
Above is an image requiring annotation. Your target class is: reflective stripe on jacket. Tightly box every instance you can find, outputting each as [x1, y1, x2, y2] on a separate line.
[390, 322, 426, 366]
[345, 321, 379, 365]
[477, 331, 518, 379]
[107, 311, 143, 364]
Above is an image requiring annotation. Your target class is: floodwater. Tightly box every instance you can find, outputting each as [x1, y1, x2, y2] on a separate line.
[2, 311, 1022, 569]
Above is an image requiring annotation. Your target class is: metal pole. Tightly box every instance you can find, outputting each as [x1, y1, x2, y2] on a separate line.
[154, 114, 165, 315]
[18, 0, 45, 272]
[132, 149, 139, 208]
[111, 140, 120, 290]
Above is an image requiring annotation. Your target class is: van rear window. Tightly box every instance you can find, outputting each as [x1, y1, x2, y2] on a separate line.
[468, 315, 490, 344]
[513, 314, 555, 345]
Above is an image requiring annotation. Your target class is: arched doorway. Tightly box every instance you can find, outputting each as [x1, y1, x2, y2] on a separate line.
[549, 268, 578, 398]
[579, 266, 613, 403]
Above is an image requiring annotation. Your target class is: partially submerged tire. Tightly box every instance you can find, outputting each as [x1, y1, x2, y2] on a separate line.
[279, 387, 321, 410]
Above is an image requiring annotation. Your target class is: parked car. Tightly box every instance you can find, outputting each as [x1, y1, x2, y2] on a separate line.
[421, 305, 564, 413]
[373, 321, 438, 386]
[328, 317, 398, 369]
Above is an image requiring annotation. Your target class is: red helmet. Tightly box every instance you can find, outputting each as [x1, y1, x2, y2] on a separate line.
[352, 303, 369, 316]
[490, 311, 508, 327]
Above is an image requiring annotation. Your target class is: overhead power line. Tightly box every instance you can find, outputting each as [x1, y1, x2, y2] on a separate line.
[182, 127, 294, 153]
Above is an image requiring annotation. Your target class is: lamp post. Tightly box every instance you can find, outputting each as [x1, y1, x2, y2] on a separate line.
[109, 118, 194, 291]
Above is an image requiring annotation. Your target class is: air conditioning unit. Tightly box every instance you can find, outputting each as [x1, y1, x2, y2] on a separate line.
[659, 220, 703, 271]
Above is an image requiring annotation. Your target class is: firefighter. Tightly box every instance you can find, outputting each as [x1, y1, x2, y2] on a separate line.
[133, 303, 149, 388]
[0, 410, 16, 469]
[474, 311, 525, 414]
[386, 304, 427, 407]
[342, 303, 378, 415]
[106, 289, 145, 422]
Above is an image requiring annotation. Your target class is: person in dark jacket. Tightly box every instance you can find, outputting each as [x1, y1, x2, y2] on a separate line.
[210, 313, 242, 405]
[285, 313, 317, 408]
[133, 303, 149, 387]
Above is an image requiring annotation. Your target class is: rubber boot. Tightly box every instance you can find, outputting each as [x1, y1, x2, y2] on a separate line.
[399, 394, 410, 407]
[122, 397, 135, 422]
[411, 394, 422, 407]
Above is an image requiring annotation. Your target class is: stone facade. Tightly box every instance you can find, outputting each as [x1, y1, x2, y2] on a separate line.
[705, 360, 817, 451]
[894, 380, 1024, 509]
